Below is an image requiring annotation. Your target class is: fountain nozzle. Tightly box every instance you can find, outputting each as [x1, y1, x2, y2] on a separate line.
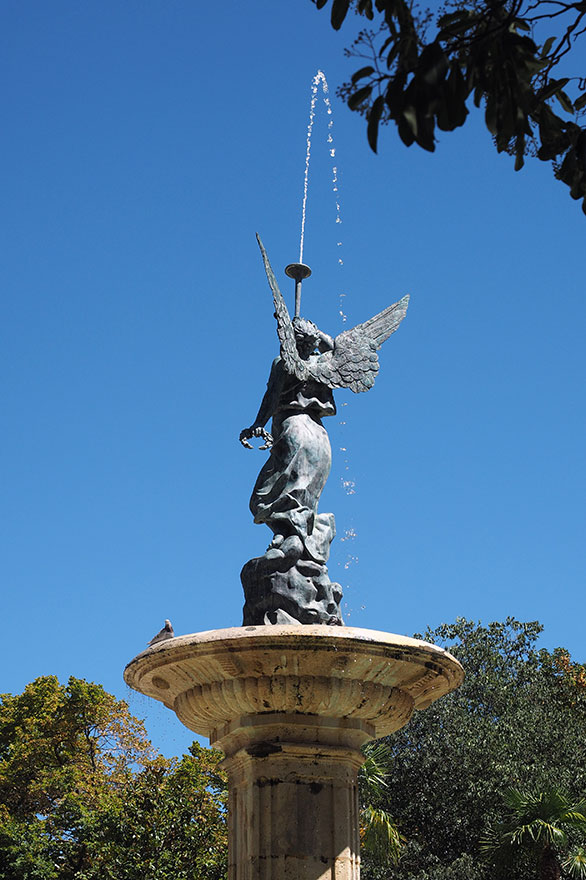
[285, 263, 312, 317]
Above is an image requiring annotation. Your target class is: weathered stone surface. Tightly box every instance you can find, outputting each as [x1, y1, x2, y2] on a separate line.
[224, 739, 362, 879]
[125, 626, 463, 880]
[124, 625, 463, 739]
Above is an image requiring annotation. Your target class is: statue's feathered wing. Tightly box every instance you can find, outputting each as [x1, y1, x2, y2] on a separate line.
[256, 234, 307, 379]
[257, 234, 409, 393]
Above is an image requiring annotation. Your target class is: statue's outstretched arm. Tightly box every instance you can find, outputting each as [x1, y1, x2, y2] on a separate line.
[251, 358, 285, 428]
[239, 358, 285, 449]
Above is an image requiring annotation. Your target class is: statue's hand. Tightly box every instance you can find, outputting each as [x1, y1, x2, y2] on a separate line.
[239, 426, 274, 450]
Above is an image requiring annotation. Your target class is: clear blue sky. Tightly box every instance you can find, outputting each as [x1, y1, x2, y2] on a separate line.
[2, 2, 585, 757]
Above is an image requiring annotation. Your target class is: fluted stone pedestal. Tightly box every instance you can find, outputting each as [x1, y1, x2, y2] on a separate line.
[125, 625, 463, 879]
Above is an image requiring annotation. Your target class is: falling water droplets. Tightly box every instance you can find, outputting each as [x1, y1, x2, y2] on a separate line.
[340, 528, 357, 542]
[298, 71, 344, 266]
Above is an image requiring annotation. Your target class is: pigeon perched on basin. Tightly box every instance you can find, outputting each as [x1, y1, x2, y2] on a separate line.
[147, 619, 174, 646]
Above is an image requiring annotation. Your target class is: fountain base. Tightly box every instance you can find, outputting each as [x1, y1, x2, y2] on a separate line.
[125, 625, 463, 879]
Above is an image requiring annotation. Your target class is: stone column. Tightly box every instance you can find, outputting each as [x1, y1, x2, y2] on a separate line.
[216, 712, 373, 879]
[125, 625, 463, 880]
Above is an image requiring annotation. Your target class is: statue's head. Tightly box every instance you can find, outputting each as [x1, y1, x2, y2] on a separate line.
[292, 316, 320, 358]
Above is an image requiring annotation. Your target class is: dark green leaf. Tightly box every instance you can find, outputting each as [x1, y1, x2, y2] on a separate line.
[351, 66, 375, 85]
[540, 35, 556, 58]
[401, 33, 419, 69]
[396, 113, 415, 146]
[538, 143, 560, 161]
[419, 42, 448, 88]
[367, 95, 385, 152]
[485, 97, 498, 136]
[438, 16, 479, 38]
[513, 34, 538, 54]
[538, 77, 571, 102]
[357, 0, 374, 19]
[402, 105, 418, 136]
[556, 90, 575, 114]
[379, 34, 394, 56]
[331, 0, 350, 30]
[574, 93, 586, 112]
[523, 56, 549, 75]
[437, 10, 472, 28]
[415, 112, 436, 152]
[438, 65, 468, 131]
[537, 104, 571, 160]
[348, 85, 373, 110]
[385, 41, 401, 69]
[515, 135, 525, 171]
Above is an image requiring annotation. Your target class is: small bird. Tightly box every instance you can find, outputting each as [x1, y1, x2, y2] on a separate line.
[147, 619, 175, 646]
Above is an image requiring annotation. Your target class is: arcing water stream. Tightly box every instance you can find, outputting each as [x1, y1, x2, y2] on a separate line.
[299, 71, 344, 323]
[298, 70, 347, 326]
[297, 69, 360, 614]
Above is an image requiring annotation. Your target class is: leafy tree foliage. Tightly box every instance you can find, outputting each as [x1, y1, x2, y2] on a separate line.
[313, 0, 586, 213]
[359, 618, 586, 880]
[4, 627, 586, 880]
[0, 676, 227, 880]
[82, 745, 227, 880]
[0, 676, 154, 819]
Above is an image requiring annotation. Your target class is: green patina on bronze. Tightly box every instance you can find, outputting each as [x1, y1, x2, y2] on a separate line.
[239, 236, 409, 627]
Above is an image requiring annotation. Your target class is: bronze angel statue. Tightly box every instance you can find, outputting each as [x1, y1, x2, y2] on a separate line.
[239, 235, 409, 627]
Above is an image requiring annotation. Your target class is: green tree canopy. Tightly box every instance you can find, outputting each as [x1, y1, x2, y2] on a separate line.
[359, 618, 586, 880]
[0, 676, 154, 821]
[313, 0, 586, 213]
[0, 676, 227, 880]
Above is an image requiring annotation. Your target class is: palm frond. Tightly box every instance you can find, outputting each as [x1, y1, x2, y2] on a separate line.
[481, 786, 584, 866]
[359, 742, 394, 799]
[562, 809, 586, 828]
[564, 847, 586, 879]
[480, 827, 511, 857]
[360, 804, 404, 864]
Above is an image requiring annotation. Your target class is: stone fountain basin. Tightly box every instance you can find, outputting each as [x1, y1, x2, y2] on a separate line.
[124, 625, 464, 745]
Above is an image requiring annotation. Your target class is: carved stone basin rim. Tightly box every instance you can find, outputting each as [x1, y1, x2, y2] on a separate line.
[124, 625, 463, 740]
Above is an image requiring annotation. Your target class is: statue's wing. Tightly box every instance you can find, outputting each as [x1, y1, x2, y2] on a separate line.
[256, 234, 308, 381]
[305, 295, 410, 394]
[353, 295, 410, 347]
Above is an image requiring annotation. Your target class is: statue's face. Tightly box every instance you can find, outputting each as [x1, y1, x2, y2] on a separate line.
[293, 317, 320, 358]
[295, 330, 319, 359]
